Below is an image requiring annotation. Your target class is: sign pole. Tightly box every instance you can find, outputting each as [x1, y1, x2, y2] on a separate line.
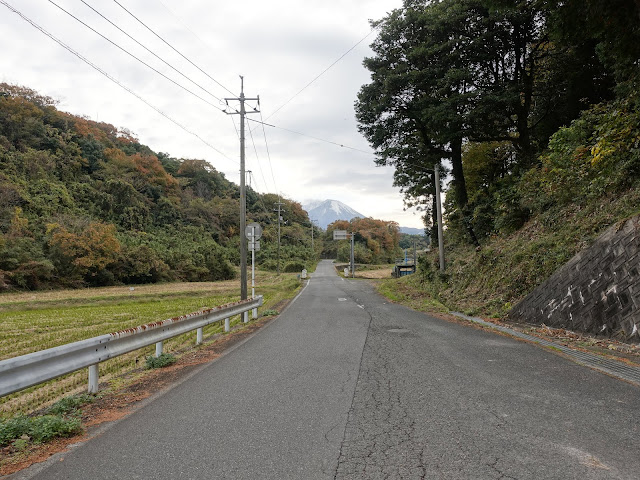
[251, 226, 257, 319]
[350, 232, 355, 278]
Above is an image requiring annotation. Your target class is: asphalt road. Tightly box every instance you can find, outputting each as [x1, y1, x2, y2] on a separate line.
[15, 260, 640, 479]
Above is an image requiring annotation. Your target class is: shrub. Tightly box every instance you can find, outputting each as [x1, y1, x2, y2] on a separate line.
[145, 353, 176, 369]
[283, 261, 305, 273]
[47, 393, 94, 416]
[417, 255, 434, 282]
[0, 414, 82, 447]
[29, 415, 82, 443]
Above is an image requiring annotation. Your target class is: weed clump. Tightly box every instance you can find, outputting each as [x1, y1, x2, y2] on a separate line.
[0, 393, 93, 448]
[0, 415, 82, 447]
[145, 353, 176, 369]
[46, 393, 94, 416]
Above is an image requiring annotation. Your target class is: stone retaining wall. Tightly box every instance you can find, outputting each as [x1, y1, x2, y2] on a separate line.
[509, 215, 640, 342]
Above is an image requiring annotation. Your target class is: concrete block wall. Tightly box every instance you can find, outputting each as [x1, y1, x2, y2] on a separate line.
[509, 215, 640, 342]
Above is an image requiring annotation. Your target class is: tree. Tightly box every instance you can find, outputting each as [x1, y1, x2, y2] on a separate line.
[48, 222, 121, 285]
[357, 0, 486, 245]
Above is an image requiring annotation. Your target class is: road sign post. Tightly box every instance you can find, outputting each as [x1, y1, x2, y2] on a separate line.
[245, 223, 262, 320]
[333, 230, 354, 277]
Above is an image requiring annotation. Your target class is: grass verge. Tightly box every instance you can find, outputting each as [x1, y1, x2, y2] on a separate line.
[0, 271, 301, 416]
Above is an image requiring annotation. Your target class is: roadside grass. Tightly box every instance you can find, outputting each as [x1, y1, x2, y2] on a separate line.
[333, 263, 395, 279]
[376, 277, 448, 314]
[0, 393, 96, 459]
[378, 187, 640, 320]
[0, 271, 301, 416]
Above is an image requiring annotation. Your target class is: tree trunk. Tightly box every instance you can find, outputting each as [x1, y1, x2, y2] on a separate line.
[431, 182, 439, 245]
[450, 136, 468, 208]
[451, 136, 480, 247]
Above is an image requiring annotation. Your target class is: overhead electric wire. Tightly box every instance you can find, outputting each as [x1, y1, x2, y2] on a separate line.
[258, 109, 279, 197]
[246, 117, 375, 156]
[249, 117, 440, 182]
[155, 0, 377, 194]
[112, 0, 235, 96]
[246, 116, 270, 194]
[249, 172, 274, 218]
[1, 1, 237, 165]
[263, 26, 379, 122]
[156, 0, 208, 48]
[230, 115, 240, 140]
[47, 0, 225, 113]
[79, 0, 227, 105]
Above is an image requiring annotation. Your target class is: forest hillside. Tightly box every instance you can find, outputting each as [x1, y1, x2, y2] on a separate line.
[355, 0, 640, 318]
[0, 83, 317, 290]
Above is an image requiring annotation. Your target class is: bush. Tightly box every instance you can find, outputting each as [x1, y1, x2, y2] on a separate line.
[283, 261, 305, 273]
[417, 255, 434, 281]
[145, 353, 176, 369]
[0, 414, 82, 447]
[260, 259, 278, 271]
[28, 415, 82, 443]
[46, 393, 94, 416]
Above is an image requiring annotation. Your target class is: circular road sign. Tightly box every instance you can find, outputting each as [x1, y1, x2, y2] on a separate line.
[245, 222, 262, 240]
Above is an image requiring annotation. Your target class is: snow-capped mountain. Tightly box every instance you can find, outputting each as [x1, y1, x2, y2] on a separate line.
[303, 199, 365, 230]
[399, 226, 426, 235]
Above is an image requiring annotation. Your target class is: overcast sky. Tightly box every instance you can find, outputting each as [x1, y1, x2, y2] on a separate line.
[0, 0, 427, 229]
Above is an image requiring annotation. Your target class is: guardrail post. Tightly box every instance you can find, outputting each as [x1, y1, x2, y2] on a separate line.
[252, 306, 258, 319]
[196, 327, 203, 345]
[88, 364, 99, 393]
[0, 296, 264, 399]
[243, 311, 249, 323]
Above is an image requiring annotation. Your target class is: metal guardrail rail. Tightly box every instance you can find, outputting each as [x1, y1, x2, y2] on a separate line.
[0, 296, 263, 397]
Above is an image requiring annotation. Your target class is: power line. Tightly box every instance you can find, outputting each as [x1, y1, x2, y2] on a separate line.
[246, 117, 375, 156]
[258, 108, 279, 198]
[47, 0, 225, 113]
[264, 26, 379, 122]
[112, 0, 235, 96]
[249, 171, 274, 218]
[1, 0, 237, 166]
[246, 116, 270, 195]
[79, 0, 227, 105]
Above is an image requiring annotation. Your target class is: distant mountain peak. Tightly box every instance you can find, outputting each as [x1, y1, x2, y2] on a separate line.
[303, 199, 364, 230]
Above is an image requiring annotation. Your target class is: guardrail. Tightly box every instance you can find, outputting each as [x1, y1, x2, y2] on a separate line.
[0, 295, 263, 397]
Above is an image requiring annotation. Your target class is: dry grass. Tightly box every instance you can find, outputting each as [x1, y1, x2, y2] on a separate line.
[0, 272, 301, 416]
[356, 267, 394, 279]
[0, 281, 238, 306]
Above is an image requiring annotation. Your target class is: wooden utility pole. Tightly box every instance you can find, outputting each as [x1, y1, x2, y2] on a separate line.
[224, 77, 259, 299]
[274, 201, 285, 275]
[310, 219, 317, 251]
[435, 164, 445, 272]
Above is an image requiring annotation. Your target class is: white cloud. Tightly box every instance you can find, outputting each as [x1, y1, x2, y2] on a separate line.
[0, 0, 425, 227]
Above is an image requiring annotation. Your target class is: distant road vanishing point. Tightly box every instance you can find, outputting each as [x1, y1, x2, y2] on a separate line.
[17, 260, 640, 479]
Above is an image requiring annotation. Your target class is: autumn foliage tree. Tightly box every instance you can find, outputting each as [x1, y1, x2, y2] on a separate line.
[357, 0, 640, 245]
[0, 83, 317, 290]
[48, 222, 121, 286]
[325, 218, 401, 264]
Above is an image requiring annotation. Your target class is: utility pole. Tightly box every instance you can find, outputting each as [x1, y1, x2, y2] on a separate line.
[434, 164, 445, 272]
[350, 231, 355, 278]
[224, 77, 259, 299]
[274, 201, 285, 275]
[310, 219, 317, 251]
